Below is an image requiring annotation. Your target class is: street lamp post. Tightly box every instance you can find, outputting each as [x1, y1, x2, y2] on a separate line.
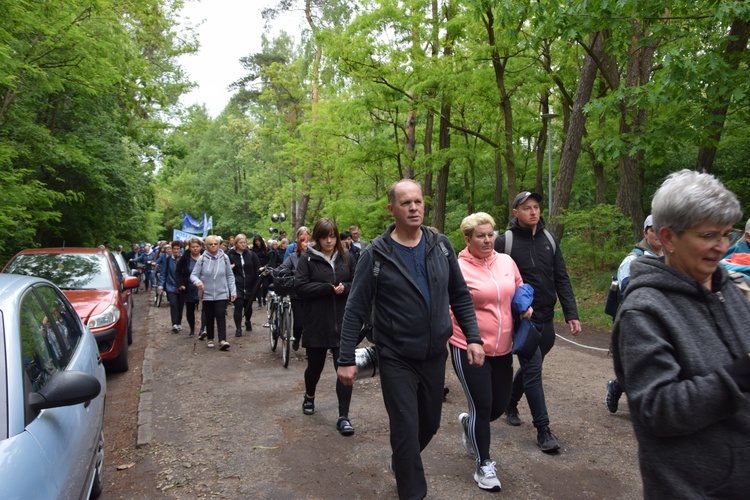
[541, 111, 558, 216]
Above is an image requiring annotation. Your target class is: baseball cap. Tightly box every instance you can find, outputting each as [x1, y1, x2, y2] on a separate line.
[513, 191, 543, 209]
[643, 215, 654, 231]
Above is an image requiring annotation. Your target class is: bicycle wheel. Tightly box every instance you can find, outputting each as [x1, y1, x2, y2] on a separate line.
[268, 299, 278, 351]
[281, 302, 292, 368]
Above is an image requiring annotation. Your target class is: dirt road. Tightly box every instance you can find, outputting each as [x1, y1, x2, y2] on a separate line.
[101, 291, 642, 499]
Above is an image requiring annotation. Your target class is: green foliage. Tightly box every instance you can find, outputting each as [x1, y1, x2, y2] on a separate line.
[556, 204, 633, 276]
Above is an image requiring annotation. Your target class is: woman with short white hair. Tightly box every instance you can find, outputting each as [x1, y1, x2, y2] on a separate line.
[613, 169, 750, 498]
[191, 235, 236, 350]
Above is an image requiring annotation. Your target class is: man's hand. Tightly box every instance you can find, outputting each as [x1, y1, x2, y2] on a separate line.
[568, 319, 582, 336]
[466, 343, 485, 367]
[337, 365, 358, 386]
[230, 295, 236, 303]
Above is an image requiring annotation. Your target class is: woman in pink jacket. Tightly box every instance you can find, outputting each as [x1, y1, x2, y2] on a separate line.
[449, 212, 532, 492]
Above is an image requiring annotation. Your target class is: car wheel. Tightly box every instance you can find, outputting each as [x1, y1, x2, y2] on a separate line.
[90, 428, 105, 498]
[108, 339, 129, 372]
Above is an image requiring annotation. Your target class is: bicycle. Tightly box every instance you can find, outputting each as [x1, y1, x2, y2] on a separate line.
[265, 267, 294, 368]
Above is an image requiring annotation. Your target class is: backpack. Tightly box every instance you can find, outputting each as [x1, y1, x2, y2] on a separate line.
[604, 247, 645, 318]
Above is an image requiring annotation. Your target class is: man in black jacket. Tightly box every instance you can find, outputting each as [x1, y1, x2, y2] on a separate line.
[338, 179, 484, 500]
[494, 191, 581, 453]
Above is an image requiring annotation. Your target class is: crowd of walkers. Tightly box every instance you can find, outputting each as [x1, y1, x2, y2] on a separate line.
[131, 170, 749, 499]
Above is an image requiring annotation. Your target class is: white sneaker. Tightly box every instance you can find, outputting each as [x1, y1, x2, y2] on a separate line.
[474, 459, 501, 491]
[206, 340, 214, 348]
[176, 325, 182, 331]
[171, 324, 179, 332]
[219, 340, 230, 351]
[458, 413, 476, 458]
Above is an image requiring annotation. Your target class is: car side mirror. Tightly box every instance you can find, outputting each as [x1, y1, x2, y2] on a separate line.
[122, 275, 140, 290]
[28, 371, 101, 412]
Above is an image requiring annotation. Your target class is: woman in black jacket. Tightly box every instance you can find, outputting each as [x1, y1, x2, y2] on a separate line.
[251, 234, 270, 309]
[175, 238, 203, 337]
[294, 218, 357, 435]
[228, 234, 261, 337]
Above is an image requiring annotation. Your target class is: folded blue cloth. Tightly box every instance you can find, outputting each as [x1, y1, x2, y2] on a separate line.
[511, 284, 541, 359]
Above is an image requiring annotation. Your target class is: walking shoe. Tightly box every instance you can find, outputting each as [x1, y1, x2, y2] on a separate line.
[605, 379, 623, 413]
[245, 321, 253, 332]
[302, 395, 315, 415]
[337, 417, 355, 436]
[537, 426, 561, 453]
[292, 337, 300, 351]
[176, 325, 182, 332]
[458, 413, 476, 458]
[206, 340, 215, 348]
[235, 328, 243, 338]
[171, 324, 179, 333]
[188, 331, 194, 337]
[474, 459, 501, 491]
[506, 407, 522, 426]
[219, 340, 230, 350]
[198, 331, 207, 341]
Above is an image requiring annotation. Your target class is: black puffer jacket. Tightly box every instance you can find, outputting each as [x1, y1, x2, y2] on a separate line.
[494, 218, 578, 323]
[227, 248, 261, 300]
[294, 245, 356, 349]
[338, 225, 481, 365]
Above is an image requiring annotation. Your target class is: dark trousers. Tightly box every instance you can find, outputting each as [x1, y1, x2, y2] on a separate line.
[379, 346, 446, 500]
[203, 300, 228, 342]
[233, 297, 252, 330]
[167, 292, 183, 326]
[184, 301, 197, 334]
[451, 345, 513, 465]
[508, 319, 556, 428]
[304, 346, 352, 417]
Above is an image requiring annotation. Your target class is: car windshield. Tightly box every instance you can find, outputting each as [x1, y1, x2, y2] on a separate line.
[5, 254, 113, 290]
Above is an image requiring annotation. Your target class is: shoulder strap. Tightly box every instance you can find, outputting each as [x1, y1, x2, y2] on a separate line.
[502, 230, 513, 255]
[542, 229, 557, 254]
[633, 247, 644, 257]
[438, 241, 450, 257]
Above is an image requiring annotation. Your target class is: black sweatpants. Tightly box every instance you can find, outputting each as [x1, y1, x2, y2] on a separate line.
[203, 299, 228, 342]
[379, 346, 447, 500]
[304, 346, 352, 417]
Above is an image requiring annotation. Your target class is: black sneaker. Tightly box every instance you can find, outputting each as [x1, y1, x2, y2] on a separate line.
[302, 396, 315, 415]
[337, 417, 355, 436]
[506, 407, 521, 426]
[537, 426, 560, 453]
[198, 330, 207, 341]
[605, 379, 623, 413]
[292, 337, 300, 351]
[245, 321, 253, 332]
[235, 328, 243, 338]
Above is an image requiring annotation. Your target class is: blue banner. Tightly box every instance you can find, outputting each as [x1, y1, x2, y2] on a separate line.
[181, 212, 204, 234]
[173, 229, 195, 241]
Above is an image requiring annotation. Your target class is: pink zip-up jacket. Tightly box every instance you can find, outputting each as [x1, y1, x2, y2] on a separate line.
[449, 247, 524, 356]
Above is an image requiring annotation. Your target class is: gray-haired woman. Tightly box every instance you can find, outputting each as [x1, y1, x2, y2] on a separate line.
[612, 169, 750, 498]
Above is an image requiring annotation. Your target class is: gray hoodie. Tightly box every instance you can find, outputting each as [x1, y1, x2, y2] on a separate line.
[189, 250, 236, 301]
[613, 257, 750, 498]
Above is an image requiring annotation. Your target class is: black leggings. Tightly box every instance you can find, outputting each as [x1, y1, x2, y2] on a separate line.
[304, 346, 352, 418]
[233, 297, 253, 329]
[184, 301, 197, 334]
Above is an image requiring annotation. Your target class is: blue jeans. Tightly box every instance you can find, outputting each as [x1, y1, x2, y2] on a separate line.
[508, 319, 556, 429]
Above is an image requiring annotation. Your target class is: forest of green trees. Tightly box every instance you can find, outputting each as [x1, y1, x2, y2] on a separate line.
[2, 0, 749, 324]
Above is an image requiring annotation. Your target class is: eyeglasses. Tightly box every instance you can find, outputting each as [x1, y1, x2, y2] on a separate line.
[681, 228, 741, 245]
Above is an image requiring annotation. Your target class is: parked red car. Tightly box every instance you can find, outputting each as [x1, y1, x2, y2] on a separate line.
[2, 247, 139, 372]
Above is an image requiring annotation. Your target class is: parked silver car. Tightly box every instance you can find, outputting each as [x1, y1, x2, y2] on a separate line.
[0, 274, 106, 499]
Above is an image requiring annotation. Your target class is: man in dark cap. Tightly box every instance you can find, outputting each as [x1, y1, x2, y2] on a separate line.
[494, 191, 581, 453]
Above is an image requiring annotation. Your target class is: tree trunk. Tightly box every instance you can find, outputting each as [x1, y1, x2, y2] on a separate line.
[548, 32, 603, 239]
[483, 8, 518, 221]
[695, 18, 750, 173]
[404, 110, 417, 179]
[432, 103, 451, 232]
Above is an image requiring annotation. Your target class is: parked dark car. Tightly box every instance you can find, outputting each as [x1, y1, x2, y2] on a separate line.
[3, 248, 139, 372]
[0, 273, 106, 498]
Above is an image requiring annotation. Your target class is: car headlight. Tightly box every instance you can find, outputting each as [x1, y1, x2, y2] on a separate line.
[88, 305, 121, 329]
